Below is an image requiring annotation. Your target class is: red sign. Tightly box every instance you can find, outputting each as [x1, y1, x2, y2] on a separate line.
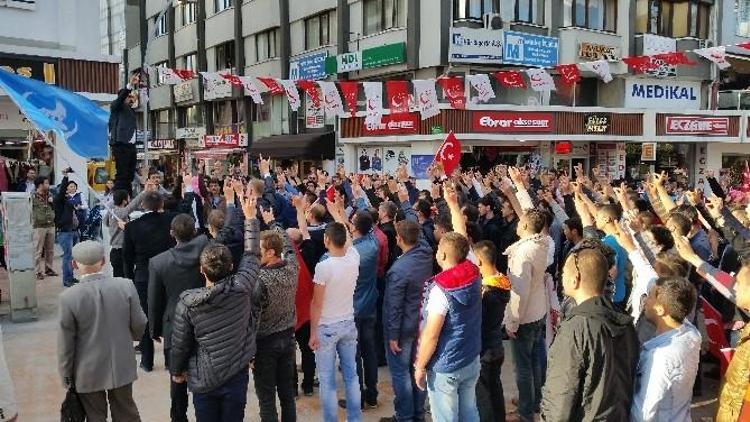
[362, 113, 419, 136]
[665, 116, 729, 136]
[472, 112, 555, 133]
[203, 133, 249, 148]
[555, 141, 572, 155]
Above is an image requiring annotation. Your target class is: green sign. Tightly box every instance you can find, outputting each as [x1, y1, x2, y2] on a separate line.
[430, 125, 444, 135]
[326, 42, 407, 74]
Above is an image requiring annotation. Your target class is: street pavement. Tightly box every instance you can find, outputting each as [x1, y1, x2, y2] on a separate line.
[0, 259, 720, 421]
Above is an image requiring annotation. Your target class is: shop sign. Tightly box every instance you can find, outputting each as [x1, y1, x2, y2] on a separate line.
[664, 116, 729, 136]
[174, 81, 194, 102]
[362, 113, 419, 136]
[430, 125, 444, 135]
[147, 138, 176, 150]
[472, 111, 555, 133]
[578, 42, 620, 62]
[336, 51, 362, 72]
[584, 114, 610, 133]
[203, 133, 249, 148]
[175, 126, 206, 139]
[0, 53, 56, 84]
[503, 31, 558, 67]
[326, 43, 407, 74]
[306, 93, 324, 129]
[449, 27, 503, 64]
[185, 137, 204, 149]
[289, 51, 329, 81]
[555, 141, 572, 155]
[135, 130, 151, 142]
[624, 79, 701, 109]
[641, 142, 656, 161]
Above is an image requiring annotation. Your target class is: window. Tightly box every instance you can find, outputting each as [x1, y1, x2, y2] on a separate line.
[215, 40, 235, 71]
[305, 11, 333, 50]
[363, 0, 406, 35]
[253, 95, 272, 122]
[453, 0, 499, 20]
[155, 13, 167, 37]
[215, 0, 232, 13]
[152, 110, 171, 138]
[213, 100, 246, 134]
[180, 2, 196, 26]
[739, 0, 750, 37]
[563, 0, 617, 31]
[636, 0, 711, 38]
[155, 61, 168, 85]
[515, 0, 545, 24]
[178, 105, 204, 127]
[255, 28, 279, 62]
[183, 53, 197, 71]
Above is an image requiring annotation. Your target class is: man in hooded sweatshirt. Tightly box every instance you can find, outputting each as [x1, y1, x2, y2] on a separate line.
[541, 245, 639, 421]
[148, 213, 209, 422]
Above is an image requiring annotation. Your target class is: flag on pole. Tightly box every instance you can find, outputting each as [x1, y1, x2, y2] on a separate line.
[694, 46, 732, 69]
[386, 80, 411, 115]
[434, 131, 462, 176]
[580, 60, 613, 83]
[338, 81, 359, 117]
[0, 68, 109, 158]
[526, 68, 556, 91]
[278, 79, 301, 112]
[318, 81, 344, 117]
[412, 79, 440, 120]
[467, 74, 496, 103]
[494, 71, 526, 88]
[363, 82, 384, 126]
[238, 76, 264, 104]
[623, 56, 658, 73]
[556, 64, 581, 86]
[297, 80, 321, 108]
[437, 77, 466, 109]
[653, 52, 696, 66]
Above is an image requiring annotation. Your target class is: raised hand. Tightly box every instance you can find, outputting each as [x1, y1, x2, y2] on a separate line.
[241, 193, 258, 220]
[508, 166, 523, 187]
[673, 234, 699, 263]
[261, 207, 275, 225]
[291, 193, 305, 209]
[705, 196, 724, 219]
[431, 183, 441, 200]
[444, 182, 459, 210]
[259, 154, 272, 176]
[653, 170, 667, 187]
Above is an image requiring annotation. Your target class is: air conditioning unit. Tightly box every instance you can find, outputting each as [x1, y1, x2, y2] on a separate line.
[483, 13, 502, 30]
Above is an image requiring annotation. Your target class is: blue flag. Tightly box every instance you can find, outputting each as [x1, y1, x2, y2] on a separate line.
[0, 68, 110, 159]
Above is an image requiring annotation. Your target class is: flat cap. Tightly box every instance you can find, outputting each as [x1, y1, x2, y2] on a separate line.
[72, 241, 105, 266]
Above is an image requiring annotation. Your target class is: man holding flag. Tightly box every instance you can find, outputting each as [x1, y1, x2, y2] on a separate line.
[109, 71, 141, 194]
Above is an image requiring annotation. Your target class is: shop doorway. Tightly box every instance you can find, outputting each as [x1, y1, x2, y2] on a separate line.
[553, 157, 589, 175]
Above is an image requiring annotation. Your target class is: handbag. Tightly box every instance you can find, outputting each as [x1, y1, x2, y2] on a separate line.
[60, 385, 86, 422]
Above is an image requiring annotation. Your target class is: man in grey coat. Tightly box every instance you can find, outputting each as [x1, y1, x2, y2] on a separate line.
[58, 241, 147, 421]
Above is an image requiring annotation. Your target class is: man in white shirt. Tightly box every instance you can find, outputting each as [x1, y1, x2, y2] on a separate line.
[309, 222, 362, 422]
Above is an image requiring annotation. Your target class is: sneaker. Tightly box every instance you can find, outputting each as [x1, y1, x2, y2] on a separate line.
[45, 270, 58, 276]
[134, 345, 142, 354]
[338, 399, 365, 410]
[364, 400, 379, 410]
[36, 273, 44, 280]
[303, 386, 314, 397]
[139, 363, 153, 372]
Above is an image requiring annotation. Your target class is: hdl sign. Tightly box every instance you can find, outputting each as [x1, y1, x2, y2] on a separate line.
[624, 79, 701, 110]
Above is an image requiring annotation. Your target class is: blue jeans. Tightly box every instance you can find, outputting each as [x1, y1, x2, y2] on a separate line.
[57, 231, 77, 284]
[426, 356, 480, 422]
[385, 336, 425, 421]
[315, 319, 361, 422]
[355, 316, 378, 404]
[510, 317, 545, 421]
[192, 369, 249, 422]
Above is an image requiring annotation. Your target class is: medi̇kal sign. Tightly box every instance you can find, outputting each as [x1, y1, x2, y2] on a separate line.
[664, 116, 730, 136]
[363, 113, 419, 136]
[624, 79, 701, 109]
[472, 111, 555, 133]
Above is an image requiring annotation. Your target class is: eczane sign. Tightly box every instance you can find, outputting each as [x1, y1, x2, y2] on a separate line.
[664, 116, 729, 136]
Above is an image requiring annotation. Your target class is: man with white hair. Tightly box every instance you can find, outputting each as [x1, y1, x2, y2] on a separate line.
[58, 240, 147, 421]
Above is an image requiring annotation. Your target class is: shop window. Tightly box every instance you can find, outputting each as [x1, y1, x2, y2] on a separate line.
[155, 13, 167, 37]
[305, 11, 333, 50]
[636, 0, 711, 38]
[215, 40, 235, 71]
[178, 105, 203, 127]
[363, 0, 406, 36]
[515, 0, 545, 24]
[180, 2, 196, 27]
[453, 0, 499, 20]
[255, 28, 279, 62]
[183, 53, 197, 71]
[253, 95, 272, 122]
[738, 0, 750, 37]
[154, 61, 168, 85]
[563, 0, 617, 31]
[213, 100, 246, 134]
[215, 0, 232, 13]
[152, 110, 172, 138]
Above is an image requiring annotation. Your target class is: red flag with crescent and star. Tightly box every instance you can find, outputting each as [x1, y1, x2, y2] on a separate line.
[338, 81, 359, 117]
[434, 131, 462, 176]
[386, 80, 410, 116]
[437, 77, 466, 109]
[297, 80, 321, 108]
[556, 64, 581, 86]
[494, 71, 527, 89]
[257, 77, 285, 95]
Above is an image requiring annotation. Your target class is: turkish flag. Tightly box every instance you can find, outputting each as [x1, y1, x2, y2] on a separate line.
[173, 69, 197, 80]
[702, 297, 730, 373]
[556, 64, 581, 86]
[653, 52, 696, 66]
[293, 243, 314, 330]
[622, 56, 658, 73]
[220, 73, 244, 86]
[386, 80, 410, 115]
[434, 131, 462, 176]
[737, 42, 750, 50]
[297, 80, 321, 108]
[494, 71, 526, 88]
[257, 77, 285, 95]
[338, 81, 359, 117]
[437, 77, 466, 109]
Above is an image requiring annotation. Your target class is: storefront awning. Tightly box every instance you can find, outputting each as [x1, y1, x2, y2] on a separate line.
[250, 131, 335, 160]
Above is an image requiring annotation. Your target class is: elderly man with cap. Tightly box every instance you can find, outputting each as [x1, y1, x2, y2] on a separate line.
[58, 241, 147, 422]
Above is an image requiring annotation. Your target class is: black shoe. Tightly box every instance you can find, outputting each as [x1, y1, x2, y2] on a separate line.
[379, 417, 396, 422]
[134, 345, 142, 354]
[303, 386, 314, 396]
[365, 400, 378, 410]
[338, 399, 365, 410]
[139, 363, 153, 372]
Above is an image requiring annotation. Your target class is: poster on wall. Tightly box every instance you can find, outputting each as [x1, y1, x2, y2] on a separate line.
[594, 143, 626, 180]
[305, 92, 324, 129]
[357, 146, 411, 174]
[411, 155, 434, 179]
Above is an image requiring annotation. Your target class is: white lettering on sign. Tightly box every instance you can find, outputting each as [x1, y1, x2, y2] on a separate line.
[366, 120, 415, 131]
[665, 116, 729, 136]
[478, 116, 551, 129]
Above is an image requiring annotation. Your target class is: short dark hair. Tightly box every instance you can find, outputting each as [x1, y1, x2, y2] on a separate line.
[434, 212, 453, 232]
[200, 244, 234, 282]
[650, 225, 674, 251]
[598, 203, 622, 222]
[324, 222, 348, 248]
[379, 201, 398, 220]
[474, 240, 497, 265]
[171, 214, 196, 243]
[353, 210, 373, 235]
[34, 176, 49, 189]
[463, 204, 480, 223]
[395, 220, 421, 247]
[654, 252, 689, 278]
[673, 204, 699, 224]
[568, 248, 610, 293]
[208, 209, 225, 231]
[564, 217, 583, 236]
[478, 196, 495, 209]
[440, 232, 470, 262]
[414, 199, 432, 219]
[653, 277, 697, 322]
[141, 191, 163, 211]
[523, 209, 546, 234]
[668, 212, 691, 237]
[113, 189, 129, 206]
[261, 230, 284, 257]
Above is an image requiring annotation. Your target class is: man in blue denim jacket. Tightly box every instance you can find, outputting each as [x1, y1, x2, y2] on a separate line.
[631, 277, 701, 422]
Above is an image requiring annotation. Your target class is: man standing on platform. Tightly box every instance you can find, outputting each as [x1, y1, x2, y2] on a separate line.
[109, 71, 140, 194]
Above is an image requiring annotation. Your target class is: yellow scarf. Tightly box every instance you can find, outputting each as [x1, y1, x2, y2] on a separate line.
[482, 274, 511, 290]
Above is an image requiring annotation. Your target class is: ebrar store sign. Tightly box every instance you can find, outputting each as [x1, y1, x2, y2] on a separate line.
[472, 112, 555, 133]
[363, 113, 419, 135]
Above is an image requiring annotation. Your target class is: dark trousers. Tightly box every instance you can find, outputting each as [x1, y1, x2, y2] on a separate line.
[252, 329, 297, 422]
[294, 322, 316, 392]
[110, 248, 124, 278]
[112, 143, 137, 194]
[355, 316, 379, 404]
[78, 383, 141, 422]
[165, 348, 189, 422]
[133, 271, 153, 369]
[477, 347, 506, 422]
[375, 276, 387, 366]
[193, 369, 249, 422]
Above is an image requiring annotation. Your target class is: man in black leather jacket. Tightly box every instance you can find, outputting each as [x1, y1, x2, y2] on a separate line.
[109, 71, 140, 194]
[170, 192, 261, 421]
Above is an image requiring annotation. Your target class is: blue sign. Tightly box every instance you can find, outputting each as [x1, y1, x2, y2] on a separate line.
[411, 155, 434, 180]
[503, 31, 559, 67]
[289, 51, 329, 81]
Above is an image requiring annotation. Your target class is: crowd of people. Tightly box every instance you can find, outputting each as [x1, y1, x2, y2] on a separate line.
[2, 144, 748, 422]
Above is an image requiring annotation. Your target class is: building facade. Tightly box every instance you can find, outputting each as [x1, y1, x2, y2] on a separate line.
[125, 0, 749, 183]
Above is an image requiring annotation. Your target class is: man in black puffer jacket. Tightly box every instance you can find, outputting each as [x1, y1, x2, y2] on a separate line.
[170, 193, 261, 420]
